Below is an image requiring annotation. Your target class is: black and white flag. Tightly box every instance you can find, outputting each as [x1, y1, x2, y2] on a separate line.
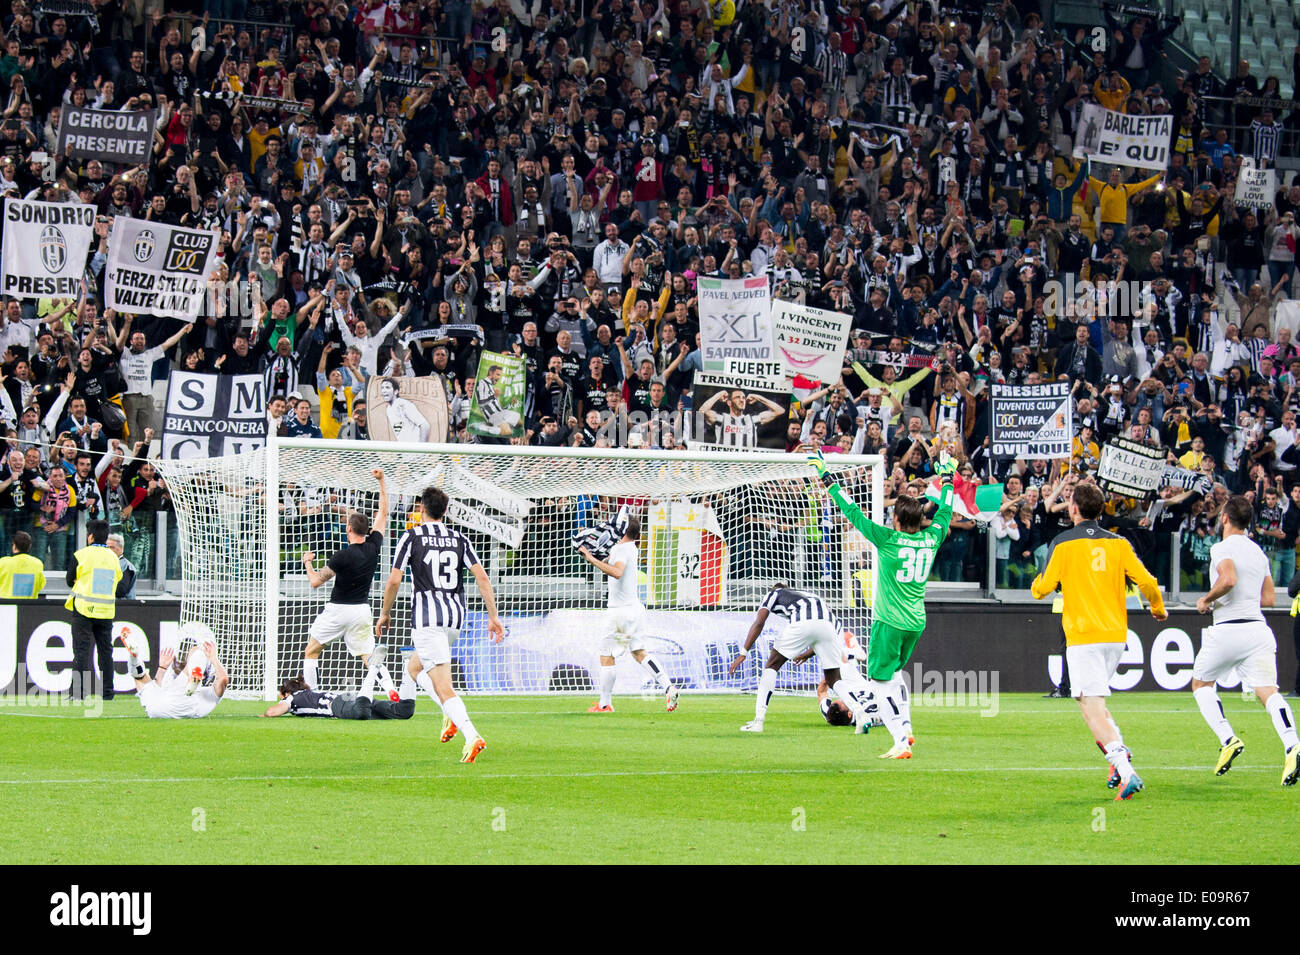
[0, 198, 95, 299]
[161, 371, 267, 459]
[104, 218, 220, 319]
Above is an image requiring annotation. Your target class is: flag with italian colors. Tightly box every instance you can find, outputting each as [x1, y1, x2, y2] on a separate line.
[646, 500, 728, 606]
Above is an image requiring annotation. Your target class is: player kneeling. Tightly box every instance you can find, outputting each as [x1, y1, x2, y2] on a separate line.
[120, 624, 229, 719]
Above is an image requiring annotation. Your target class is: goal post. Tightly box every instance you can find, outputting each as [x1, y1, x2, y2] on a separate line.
[160, 439, 884, 700]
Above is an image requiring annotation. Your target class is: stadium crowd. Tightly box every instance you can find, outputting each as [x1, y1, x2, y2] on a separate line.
[0, 0, 1299, 600]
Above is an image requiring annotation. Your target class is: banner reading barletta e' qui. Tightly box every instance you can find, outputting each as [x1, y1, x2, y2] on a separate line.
[688, 359, 791, 451]
[771, 299, 854, 385]
[467, 350, 527, 439]
[989, 382, 1072, 459]
[1073, 103, 1171, 171]
[0, 198, 95, 299]
[698, 276, 773, 372]
[1097, 437, 1166, 498]
[56, 106, 156, 164]
[646, 499, 728, 607]
[105, 218, 219, 319]
[162, 371, 267, 459]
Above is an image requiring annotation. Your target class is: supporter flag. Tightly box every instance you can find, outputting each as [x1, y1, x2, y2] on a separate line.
[923, 474, 1001, 521]
[646, 500, 727, 607]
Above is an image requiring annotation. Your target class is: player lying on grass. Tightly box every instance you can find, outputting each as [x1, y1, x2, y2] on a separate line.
[300, 468, 396, 699]
[809, 448, 952, 758]
[578, 514, 680, 713]
[261, 649, 414, 720]
[1191, 495, 1300, 786]
[728, 584, 870, 733]
[797, 631, 885, 729]
[120, 628, 230, 719]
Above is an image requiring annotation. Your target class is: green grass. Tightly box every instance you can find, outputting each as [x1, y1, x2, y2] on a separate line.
[0, 693, 1294, 864]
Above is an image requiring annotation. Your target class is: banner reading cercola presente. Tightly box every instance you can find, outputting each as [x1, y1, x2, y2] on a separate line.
[1235, 157, 1276, 210]
[989, 382, 1072, 459]
[688, 359, 791, 450]
[104, 217, 220, 319]
[1097, 436, 1166, 497]
[161, 371, 268, 459]
[698, 276, 773, 372]
[56, 106, 156, 164]
[467, 350, 526, 440]
[0, 198, 95, 299]
[1073, 103, 1171, 171]
[771, 299, 854, 385]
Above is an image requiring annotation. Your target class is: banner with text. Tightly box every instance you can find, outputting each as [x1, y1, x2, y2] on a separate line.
[1097, 437, 1166, 497]
[989, 383, 1073, 459]
[0, 198, 95, 300]
[688, 359, 791, 451]
[1234, 158, 1276, 210]
[56, 106, 156, 164]
[1073, 104, 1171, 171]
[467, 350, 527, 440]
[772, 299, 854, 385]
[162, 371, 267, 459]
[105, 218, 219, 319]
[698, 276, 773, 372]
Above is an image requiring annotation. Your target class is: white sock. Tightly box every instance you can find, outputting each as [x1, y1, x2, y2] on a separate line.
[869, 679, 909, 745]
[830, 677, 869, 725]
[1105, 740, 1134, 783]
[375, 663, 396, 697]
[414, 671, 445, 712]
[442, 694, 478, 741]
[126, 644, 147, 680]
[893, 675, 912, 733]
[755, 667, 778, 723]
[359, 665, 378, 700]
[1193, 685, 1235, 745]
[1265, 693, 1300, 751]
[640, 653, 673, 691]
[399, 673, 417, 701]
[1105, 716, 1124, 748]
[598, 664, 617, 707]
[303, 657, 318, 688]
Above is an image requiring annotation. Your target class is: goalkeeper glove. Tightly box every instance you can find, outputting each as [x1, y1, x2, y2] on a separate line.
[935, 451, 957, 486]
[807, 448, 837, 488]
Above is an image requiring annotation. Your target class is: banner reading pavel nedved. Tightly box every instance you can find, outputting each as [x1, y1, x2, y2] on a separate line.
[0, 198, 95, 299]
[1073, 104, 1171, 171]
[698, 276, 773, 372]
[161, 371, 267, 459]
[105, 217, 219, 319]
[989, 382, 1072, 459]
[55, 106, 156, 164]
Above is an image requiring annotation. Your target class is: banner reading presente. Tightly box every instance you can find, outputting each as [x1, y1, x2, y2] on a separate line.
[1, 198, 95, 299]
[989, 382, 1073, 459]
[1073, 104, 1171, 171]
[698, 276, 773, 372]
[104, 218, 219, 319]
[161, 371, 267, 459]
[56, 106, 157, 164]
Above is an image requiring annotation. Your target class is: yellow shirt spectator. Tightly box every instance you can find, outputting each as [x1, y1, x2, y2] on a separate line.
[0, 542, 45, 599]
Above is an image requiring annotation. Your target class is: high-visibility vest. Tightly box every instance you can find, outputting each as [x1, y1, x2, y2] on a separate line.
[64, 544, 121, 619]
[0, 553, 46, 599]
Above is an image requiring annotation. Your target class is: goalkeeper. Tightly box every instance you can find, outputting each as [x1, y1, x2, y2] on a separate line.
[808, 449, 955, 759]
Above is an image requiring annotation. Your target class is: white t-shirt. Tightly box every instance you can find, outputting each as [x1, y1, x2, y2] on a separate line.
[1209, 533, 1271, 625]
[119, 345, 164, 395]
[606, 540, 641, 609]
[1270, 425, 1297, 472]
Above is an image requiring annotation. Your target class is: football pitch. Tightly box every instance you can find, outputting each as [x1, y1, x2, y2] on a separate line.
[1, 693, 1292, 865]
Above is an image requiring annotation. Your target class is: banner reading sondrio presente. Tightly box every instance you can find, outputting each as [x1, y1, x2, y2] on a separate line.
[0, 198, 95, 299]
[104, 218, 220, 319]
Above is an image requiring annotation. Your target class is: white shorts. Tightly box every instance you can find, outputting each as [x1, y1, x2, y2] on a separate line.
[599, 605, 647, 657]
[308, 603, 375, 658]
[138, 682, 221, 719]
[774, 618, 844, 673]
[1192, 622, 1278, 689]
[487, 409, 521, 430]
[1067, 643, 1126, 698]
[412, 626, 457, 668]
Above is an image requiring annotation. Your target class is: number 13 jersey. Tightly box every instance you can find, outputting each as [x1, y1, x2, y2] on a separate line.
[393, 521, 482, 630]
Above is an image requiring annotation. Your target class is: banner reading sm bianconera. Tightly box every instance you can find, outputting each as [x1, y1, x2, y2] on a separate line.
[105, 218, 219, 319]
[0, 198, 95, 299]
[989, 382, 1072, 459]
[698, 276, 772, 372]
[161, 371, 267, 459]
[56, 106, 156, 164]
[1073, 104, 1171, 171]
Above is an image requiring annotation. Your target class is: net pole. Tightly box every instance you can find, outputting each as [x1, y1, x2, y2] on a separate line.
[263, 437, 281, 700]
[870, 448, 884, 606]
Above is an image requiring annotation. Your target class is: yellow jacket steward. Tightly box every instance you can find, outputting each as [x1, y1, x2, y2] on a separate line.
[1030, 521, 1164, 645]
[64, 544, 123, 619]
[0, 553, 46, 599]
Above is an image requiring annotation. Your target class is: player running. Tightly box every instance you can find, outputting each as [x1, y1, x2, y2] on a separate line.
[377, 486, 505, 763]
[810, 448, 953, 758]
[119, 625, 230, 719]
[728, 586, 870, 733]
[1191, 495, 1300, 786]
[300, 468, 396, 699]
[1030, 483, 1166, 800]
[578, 515, 680, 713]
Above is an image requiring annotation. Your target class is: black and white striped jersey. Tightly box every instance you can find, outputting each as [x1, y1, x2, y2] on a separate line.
[475, 377, 505, 419]
[393, 521, 482, 630]
[288, 688, 337, 717]
[715, 412, 759, 447]
[760, 587, 837, 625]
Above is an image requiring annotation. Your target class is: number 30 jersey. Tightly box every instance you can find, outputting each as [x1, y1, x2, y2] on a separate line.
[393, 521, 482, 630]
[827, 482, 954, 632]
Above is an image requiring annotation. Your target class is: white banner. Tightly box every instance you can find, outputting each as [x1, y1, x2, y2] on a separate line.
[105, 218, 220, 319]
[1074, 104, 1171, 171]
[697, 276, 773, 372]
[989, 383, 1073, 459]
[0, 199, 96, 300]
[1234, 157, 1276, 210]
[1097, 437, 1166, 498]
[771, 299, 854, 385]
[161, 371, 267, 459]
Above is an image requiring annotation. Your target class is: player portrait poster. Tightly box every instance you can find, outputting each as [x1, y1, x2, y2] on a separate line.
[697, 276, 773, 372]
[688, 359, 791, 451]
[0, 198, 97, 300]
[467, 350, 526, 440]
[365, 375, 449, 444]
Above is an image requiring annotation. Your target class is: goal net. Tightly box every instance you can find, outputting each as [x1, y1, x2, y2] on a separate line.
[160, 440, 883, 699]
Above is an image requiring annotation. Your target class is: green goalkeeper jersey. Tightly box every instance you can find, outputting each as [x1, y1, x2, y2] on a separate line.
[828, 482, 953, 631]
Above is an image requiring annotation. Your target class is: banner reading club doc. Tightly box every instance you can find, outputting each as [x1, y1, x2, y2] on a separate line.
[0, 198, 95, 299]
[105, 217, 219, 319]
[989, 382, 1072, 459]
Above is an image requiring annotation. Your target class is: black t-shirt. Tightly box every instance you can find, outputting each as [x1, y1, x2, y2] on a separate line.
[326, 530, 382, 604]
[0, 465, 39, 512]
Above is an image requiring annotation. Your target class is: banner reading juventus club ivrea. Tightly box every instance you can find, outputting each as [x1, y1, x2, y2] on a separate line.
[105, 218, 220, 319]
[989, 382, 1072, 459]
[0, 198, 95, 299]
[1073, 104, 1171, 171]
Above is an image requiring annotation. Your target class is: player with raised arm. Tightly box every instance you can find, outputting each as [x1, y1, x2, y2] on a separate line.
[300, 468, 396, 699]
[728, 586, 871, 733]
[1191, 495, 1300, 786]
[377, 486, 505, 763]
[699, 389, 784, 447]
[1030, 482, 1166, 800]
[119, 624, 230, 719]
[810, 448, 953, 758]
[578, 515, 680, 713]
